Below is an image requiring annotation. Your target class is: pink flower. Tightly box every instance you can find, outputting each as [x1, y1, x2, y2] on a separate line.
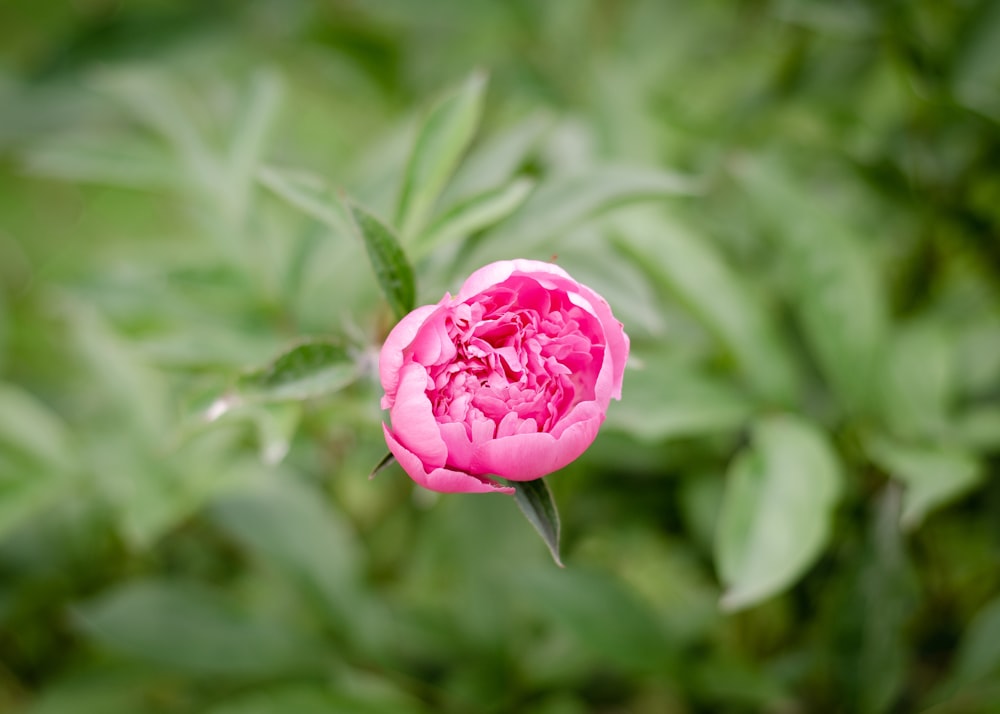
[379, 260, 629, 494]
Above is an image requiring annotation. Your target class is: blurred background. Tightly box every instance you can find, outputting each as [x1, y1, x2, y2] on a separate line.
[2, 0, 1000, 712]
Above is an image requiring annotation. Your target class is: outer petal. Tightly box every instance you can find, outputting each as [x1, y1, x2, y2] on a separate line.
[383, 424, 514, 494]
[379, 304, 440, 400]
[456, 260, 572, 301]
[540, 275, 630, 401]
[389, 363, 448, 467]
[471, 409, 604, 481]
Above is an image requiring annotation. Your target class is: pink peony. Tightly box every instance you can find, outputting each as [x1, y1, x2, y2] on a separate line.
[379, 260, 629, 494]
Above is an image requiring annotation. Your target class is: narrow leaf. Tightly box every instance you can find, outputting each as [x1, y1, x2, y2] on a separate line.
[257, 165, 348, 231]
[396, 71, 488, 240]
[234, 338, 360, 403]
[225, 69, 284, 224]
[369, 452, 396, 479]
[510, 477, 563, 567]
[486, 165, 702, 251]
[347, 201, 416, 320]
[413, 177, 534, 259]
[716, 414, 843, 611]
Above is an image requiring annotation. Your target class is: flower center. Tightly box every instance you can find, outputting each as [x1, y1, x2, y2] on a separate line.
[425, 277, 605, 436]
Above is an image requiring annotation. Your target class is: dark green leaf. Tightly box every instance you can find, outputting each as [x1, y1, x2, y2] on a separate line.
[509, 477, 563, 567]
[368, 452, 396, 479]
[347, 200, 416, 320]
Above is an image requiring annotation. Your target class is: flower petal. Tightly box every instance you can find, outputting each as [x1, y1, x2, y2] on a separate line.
[379, 304, 439, 400]
[471, 410, 603, 481]
[456, 260, 572, 301]
[383, 424, 514, 494]
[389, 363, 448, 467]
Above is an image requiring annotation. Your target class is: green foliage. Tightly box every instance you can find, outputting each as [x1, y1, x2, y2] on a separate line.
[1, 1, 999, 712]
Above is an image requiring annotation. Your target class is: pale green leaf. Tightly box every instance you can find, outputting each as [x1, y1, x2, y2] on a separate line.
[347, 200, 416, 320]
[224, 69, 284, 225]
[396, 71, 487, 240]
[878, 319, 954, 441]
[615, 211, 799, 404]
[949, 407, 1000, 452]
[443, 111, 552, 202]
[716, 414, 843, 611]
[735, 158, 888, 415]
[866, 435, 981, 529]
[414, 177, 534, 259]
[488, 165, 702, 251]
[21, 133, 180, 188]
[606, 358, 754, 441]
[257, 165, 349, 231]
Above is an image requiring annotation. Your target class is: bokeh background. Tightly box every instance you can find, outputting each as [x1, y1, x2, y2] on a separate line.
[2, 1, 1000, 712]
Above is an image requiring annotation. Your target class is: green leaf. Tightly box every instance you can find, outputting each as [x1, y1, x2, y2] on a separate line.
[878, 319, 954, 441]
[203, 680, 423, 714]
[396, 70, 488, 240]
[949, 407, 1000, 452]
[257, 165, 349, 231]
[347, 200, 416, 320]
[0, 382, 74, 539]
[615, 211, 799, 404]
[952, 597, 1000, 688]
[520, 566, 670, 670]
[210, 478, 363, 635]
[509, 477, 563, 567]
[21, 133, 181, 188]
[224, 69, 284, 225]
[716, 414, 843, 611]
[866, 436, 981, 530]
[368, 452, 396, 479]
[605, 355, 754, 441]
[73, 579, 322, 676]
[413, 177, 534, 259]
[735, 158, 888, 415]
[952, 0, 1000, 120]
[233, 338, 361, 403]
[488, 165, 702, 250]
